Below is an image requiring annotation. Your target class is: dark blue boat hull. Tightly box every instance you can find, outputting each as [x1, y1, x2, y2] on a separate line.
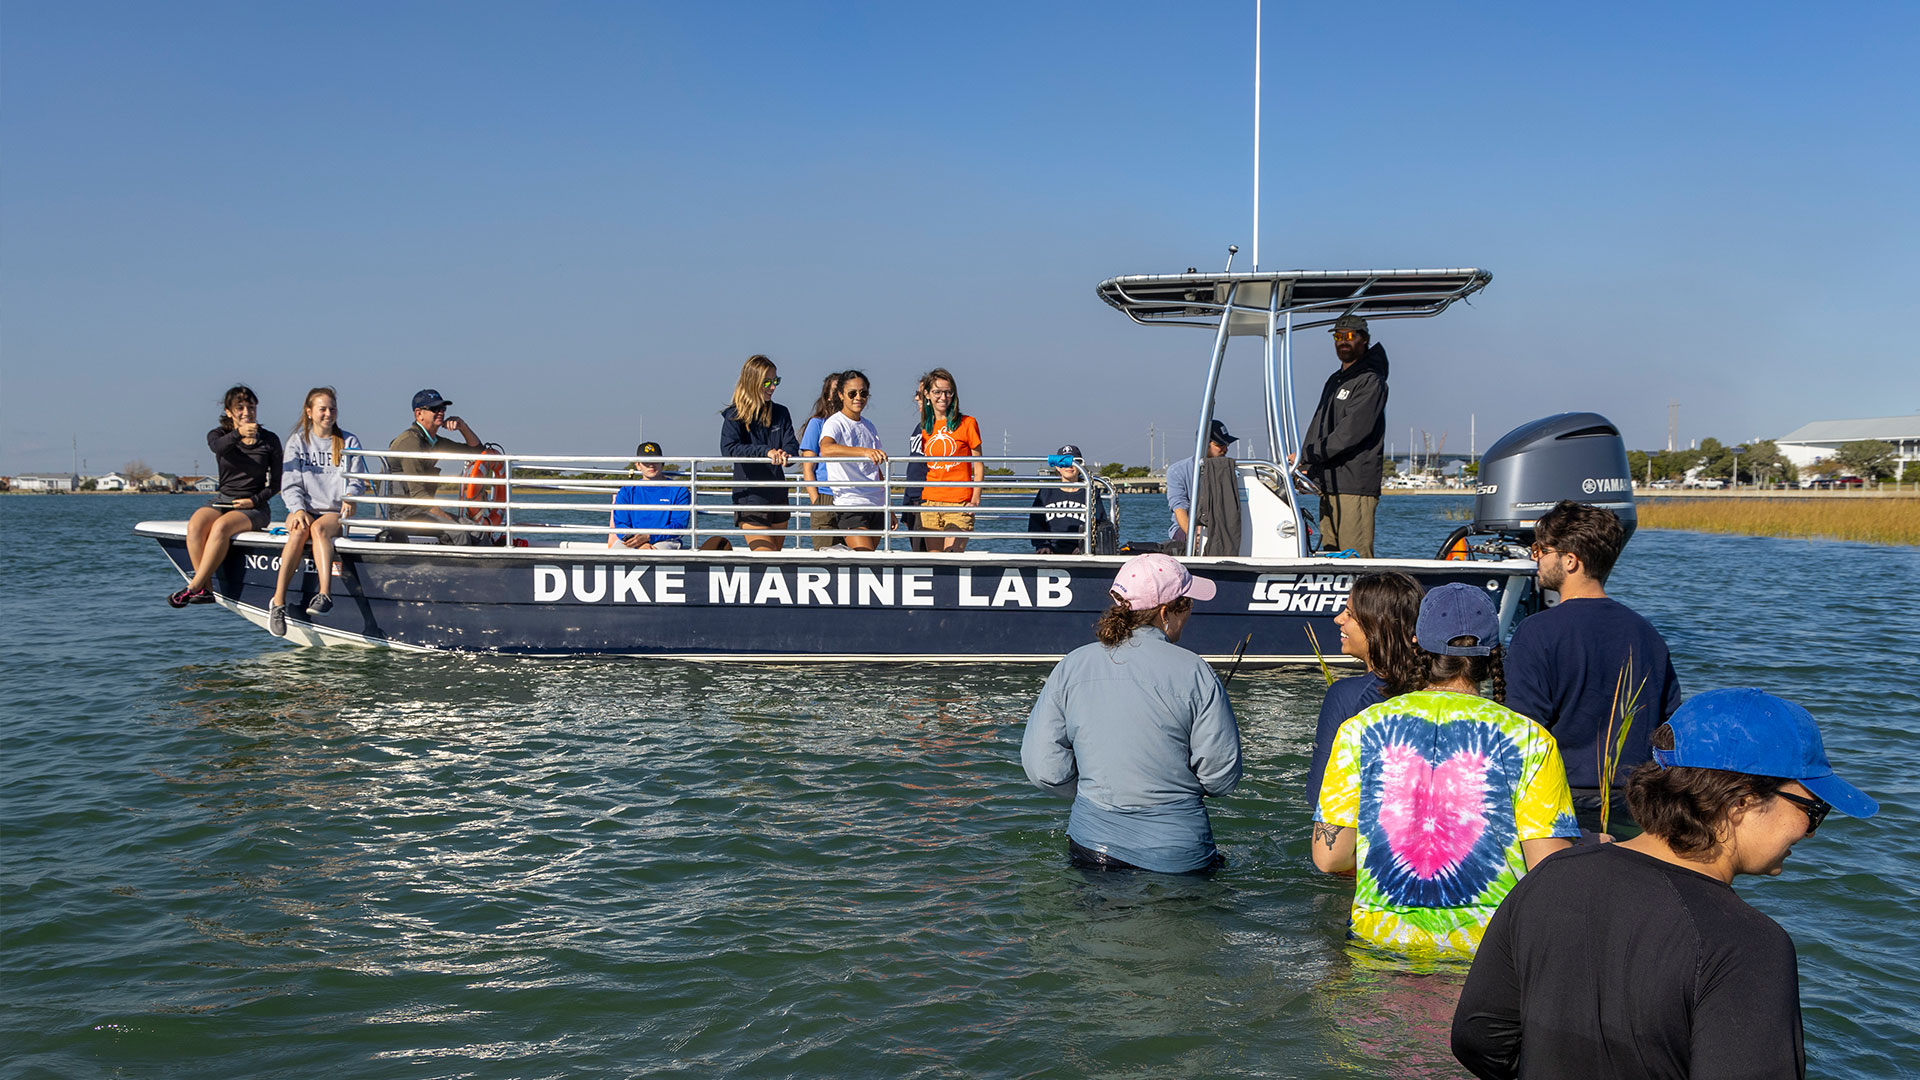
[147, 529, 1538, 661]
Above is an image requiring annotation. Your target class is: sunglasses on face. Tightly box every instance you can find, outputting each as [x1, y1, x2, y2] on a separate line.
[761, 378, 781, 390]
[1774, 789, 1831, 835]
[1333, 330, 1362, 342]
[843, 388, 870, 399]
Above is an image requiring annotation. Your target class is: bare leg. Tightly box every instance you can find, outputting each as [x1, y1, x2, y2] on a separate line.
[843, 533, 878, 552]
[743, 522, 786, 552]
[270, 525, 312, 607]
[184, 505, 222, 577]
[187, 511, 258, 591]
[309, 515, 343, 596]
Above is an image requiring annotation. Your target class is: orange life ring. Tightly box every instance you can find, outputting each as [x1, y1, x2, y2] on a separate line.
[463, 456, 506, 527]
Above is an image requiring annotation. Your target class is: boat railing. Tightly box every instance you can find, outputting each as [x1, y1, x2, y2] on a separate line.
[337, 448, 1119, 553]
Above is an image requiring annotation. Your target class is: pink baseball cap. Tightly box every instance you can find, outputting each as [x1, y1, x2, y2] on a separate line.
[1110, 553, 1216, 610]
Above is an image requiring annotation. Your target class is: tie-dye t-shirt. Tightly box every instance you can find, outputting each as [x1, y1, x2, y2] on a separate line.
[1316, 690, 1580, 960]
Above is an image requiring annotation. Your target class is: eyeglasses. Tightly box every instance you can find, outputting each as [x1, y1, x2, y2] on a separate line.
[1333, 330, 1362, 342]
[1529, 542, 1555, 558]
[761, 378, 782, 390]
[1774, 789, 1831, 836]
[844, 388, 870, 399]
[928, 389, 955, 398]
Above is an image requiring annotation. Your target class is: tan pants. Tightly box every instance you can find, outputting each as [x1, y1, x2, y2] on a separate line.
[1319, 494, 1379, 557]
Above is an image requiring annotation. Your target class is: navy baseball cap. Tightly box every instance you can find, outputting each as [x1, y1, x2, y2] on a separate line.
[1055, 444, 1082, 458]
[1415, 582, 1499, 656]
[1653, 688, 1878, 818]
[1208, 419, 1237, 447]
[412, 388, 451, 411]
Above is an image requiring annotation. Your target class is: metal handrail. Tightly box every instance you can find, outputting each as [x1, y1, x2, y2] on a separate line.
[330, 448, 1115, 552]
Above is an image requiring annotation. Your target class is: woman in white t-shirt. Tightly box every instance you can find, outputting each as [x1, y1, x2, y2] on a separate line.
[817, 370, 889, 551]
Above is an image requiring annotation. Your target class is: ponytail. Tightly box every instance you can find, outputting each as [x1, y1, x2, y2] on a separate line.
[1094, 593, 1192, 648]
[1420, 643, 1506, 704]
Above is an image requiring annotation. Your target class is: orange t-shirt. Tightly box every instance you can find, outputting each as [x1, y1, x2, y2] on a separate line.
[921, 414, 982, 503]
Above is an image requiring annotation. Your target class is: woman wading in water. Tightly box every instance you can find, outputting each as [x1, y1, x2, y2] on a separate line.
[1021, 553, 1242, 873]
[1313, 583, 1579, 959]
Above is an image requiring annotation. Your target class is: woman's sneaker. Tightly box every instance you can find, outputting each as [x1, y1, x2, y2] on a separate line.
[268, 604, 287, 637]
[169, 587, 195, 608]
[306, 594, 333, 615]
[187, 588, 216, 604]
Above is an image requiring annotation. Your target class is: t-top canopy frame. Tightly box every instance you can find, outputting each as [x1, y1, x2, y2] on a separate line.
[1096, 267, 1491, 335]
[1094, 267, 1491, 558]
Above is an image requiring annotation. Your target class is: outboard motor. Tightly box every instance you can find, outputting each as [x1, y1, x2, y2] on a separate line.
[1437, 412, 1635, 559]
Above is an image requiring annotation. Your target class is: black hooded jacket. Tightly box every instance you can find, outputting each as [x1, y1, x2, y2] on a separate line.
[1300, 342, 1388, 497]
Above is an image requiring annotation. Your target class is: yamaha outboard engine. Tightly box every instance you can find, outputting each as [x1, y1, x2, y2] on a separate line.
[1437, 412, 1635, 559]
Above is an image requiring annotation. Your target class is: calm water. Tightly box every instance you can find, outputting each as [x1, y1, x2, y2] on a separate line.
[4, 493, 1917, 1079]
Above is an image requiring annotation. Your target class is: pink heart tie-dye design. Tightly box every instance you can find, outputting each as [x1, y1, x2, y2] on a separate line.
[1376, 744, 1491, 879]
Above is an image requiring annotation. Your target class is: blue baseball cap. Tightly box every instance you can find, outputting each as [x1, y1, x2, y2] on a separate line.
[1653, 688, 1878, 818]
[412, 388, 451, 411]
[1415, 582, 1499, 656]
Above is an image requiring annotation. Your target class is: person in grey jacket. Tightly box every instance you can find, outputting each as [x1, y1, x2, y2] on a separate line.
[268, 387, 367, 636]
[1021, 553, 1242, 873]
[1299, 313, 1389, 556]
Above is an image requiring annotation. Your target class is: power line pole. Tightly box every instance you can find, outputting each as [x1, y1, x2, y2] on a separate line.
[1668, 401, 1679, 453]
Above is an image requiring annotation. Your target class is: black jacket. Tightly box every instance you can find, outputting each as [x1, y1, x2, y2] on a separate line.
[1300, 343, 1389, 497]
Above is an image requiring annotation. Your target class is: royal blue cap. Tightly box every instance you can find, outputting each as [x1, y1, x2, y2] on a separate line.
[1653, 688, 1878, 818]
[1415, 582, 1499, 656]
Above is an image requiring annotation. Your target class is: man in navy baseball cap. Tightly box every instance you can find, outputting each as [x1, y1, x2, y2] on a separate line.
[1455, 687, 1876, 1080]
[387, 388, 483, 539]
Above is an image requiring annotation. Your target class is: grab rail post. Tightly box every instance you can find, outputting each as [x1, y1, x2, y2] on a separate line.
[503, 456, 515, 546]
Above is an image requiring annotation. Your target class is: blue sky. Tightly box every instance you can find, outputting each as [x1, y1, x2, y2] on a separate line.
[4, 1, 1915, 475]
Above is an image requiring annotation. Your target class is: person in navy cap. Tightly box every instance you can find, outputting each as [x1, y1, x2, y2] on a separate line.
[1164, 419, 1236, 550]
[1453, 687, 1879, 1080]
[386, 388, 484, 538]
[1028, 444, 1104, 555]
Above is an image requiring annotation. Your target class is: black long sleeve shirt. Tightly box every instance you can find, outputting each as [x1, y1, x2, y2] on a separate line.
[207, 426, 283, 504]
[1453, 843, 1804, 1080]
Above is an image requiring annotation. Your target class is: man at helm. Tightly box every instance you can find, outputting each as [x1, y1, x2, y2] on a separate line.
[1299, 313, 1389, 557]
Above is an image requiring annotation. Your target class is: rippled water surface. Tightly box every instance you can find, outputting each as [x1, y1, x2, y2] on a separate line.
[5, 494, 1917, 1079]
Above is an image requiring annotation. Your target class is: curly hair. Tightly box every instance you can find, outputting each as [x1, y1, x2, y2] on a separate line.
[1095, 594, 1192, 648]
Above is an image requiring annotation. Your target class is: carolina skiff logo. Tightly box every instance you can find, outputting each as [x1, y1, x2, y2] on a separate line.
[1581, 476, 1632, 495]
[1249, 572, 1353, 613]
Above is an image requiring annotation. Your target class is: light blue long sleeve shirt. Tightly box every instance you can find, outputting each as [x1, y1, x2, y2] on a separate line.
[1021, 626, 1242, 872]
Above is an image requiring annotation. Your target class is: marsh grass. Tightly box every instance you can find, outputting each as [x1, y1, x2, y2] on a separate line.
[1637, 497, 1920, 546]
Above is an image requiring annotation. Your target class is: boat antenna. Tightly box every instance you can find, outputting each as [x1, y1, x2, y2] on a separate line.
[1224, 244, 1238, 272]
[1252, 0, 1261, 271]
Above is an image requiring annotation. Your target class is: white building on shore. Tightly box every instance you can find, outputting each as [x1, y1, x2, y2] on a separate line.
[14, 472, 79, 492]
[1776, 415, 1920, 480]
